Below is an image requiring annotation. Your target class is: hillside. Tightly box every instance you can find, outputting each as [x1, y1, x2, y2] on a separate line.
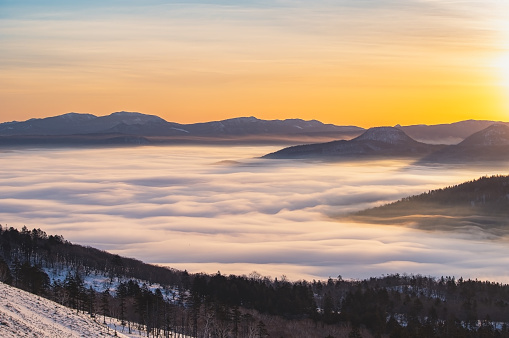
[0, 226, 329, 337]
[3, 226, 509, 336]
[397, 120, 508, 144]
[263, 124, 509, 163]
[351, 175, 509, 236]
[0, 281, 128, 338]
[420, 124, 509, 163]
[263, 127, 443, 159]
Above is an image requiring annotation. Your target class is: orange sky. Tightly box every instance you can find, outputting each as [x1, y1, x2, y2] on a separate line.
[1, 1, 508, 127]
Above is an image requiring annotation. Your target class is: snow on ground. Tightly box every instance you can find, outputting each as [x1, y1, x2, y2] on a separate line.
[104, 317, 193, 338]
[43, 266, 180, 302]
[0, 282, 128, 338]
[0, 282, 192, 338]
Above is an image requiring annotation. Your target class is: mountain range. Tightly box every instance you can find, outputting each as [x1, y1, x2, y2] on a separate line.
[396, 120, 502, 144]
[262, 127, 444, 159]
[263, 123, 509, 162]
[1, 111, 508, 146]
[419, 124, 509, 163]
[0, 112, 362, 145]
[2, 112, 509, 162]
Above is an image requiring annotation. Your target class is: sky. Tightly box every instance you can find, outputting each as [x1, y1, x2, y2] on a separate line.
[2, 146, 509, 282]
[1, 0, 509, 127]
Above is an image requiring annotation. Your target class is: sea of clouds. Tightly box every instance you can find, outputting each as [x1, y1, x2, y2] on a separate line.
[1, 145, 508, 282]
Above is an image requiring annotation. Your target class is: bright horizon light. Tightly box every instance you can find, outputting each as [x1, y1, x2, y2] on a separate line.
[1, 0, 509, 127]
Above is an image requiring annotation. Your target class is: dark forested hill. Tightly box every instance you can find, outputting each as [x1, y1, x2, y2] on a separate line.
[0, 226, 321, 337]
[351, 175, 509, 236]
[3, 225, 509, 337]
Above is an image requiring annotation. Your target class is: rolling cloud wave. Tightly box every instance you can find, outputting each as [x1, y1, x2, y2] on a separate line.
[0, 146, 508, 282]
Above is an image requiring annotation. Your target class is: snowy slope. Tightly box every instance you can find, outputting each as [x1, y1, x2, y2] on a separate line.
[0, 282, 191, 338]
[0, 282, 128, 338]
[43, 267, 180, 302]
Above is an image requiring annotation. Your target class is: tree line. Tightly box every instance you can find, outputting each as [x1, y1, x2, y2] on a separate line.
[2, 225, 509, 337]
[357, 175, 509, 217]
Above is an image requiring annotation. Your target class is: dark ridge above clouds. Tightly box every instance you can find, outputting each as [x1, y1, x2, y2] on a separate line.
[262, 127, 444, 159]
[0, 111, 175, 136]
[1, 111, 508, 147]
[0, 112, 362, 136]
[396, 120, 507, 145]
[0, 112, 364, 146]
[419, 124, 509, 163]
[353, 127, 417, 144]
[457, 124, 509, 147]
[264, 124, 509, 163]
[350, 175, 509, 238]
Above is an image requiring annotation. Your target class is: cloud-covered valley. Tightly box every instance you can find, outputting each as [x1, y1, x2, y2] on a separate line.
[1, 146, 508, 282]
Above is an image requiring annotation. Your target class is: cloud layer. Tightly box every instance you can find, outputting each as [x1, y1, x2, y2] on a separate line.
[1, 145, 509, 282]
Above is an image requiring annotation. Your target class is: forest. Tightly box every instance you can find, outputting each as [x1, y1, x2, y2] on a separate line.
[356, 175, 509, 215]
[351, 175, 509, 235]
[2, 225, 509, 337]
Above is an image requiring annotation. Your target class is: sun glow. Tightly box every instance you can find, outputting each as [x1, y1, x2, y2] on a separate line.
[494, 14, 509, 113]
[494, 53, 509, 114]
[494, 55, 509, 99]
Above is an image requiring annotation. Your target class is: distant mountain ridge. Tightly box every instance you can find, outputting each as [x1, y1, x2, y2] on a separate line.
[420, 124, 509, 163]
[0, 111, 362, 139]
[1, 111, 508, 148]
[262, 127, 443, 159]
[264, 124, 509, 162]
[0, 112, 168, 136]
[457, 123, 509, 147]
[397, 120, 507, 144]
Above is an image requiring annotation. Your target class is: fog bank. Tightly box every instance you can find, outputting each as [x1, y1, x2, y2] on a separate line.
[1, 146, 508, 282]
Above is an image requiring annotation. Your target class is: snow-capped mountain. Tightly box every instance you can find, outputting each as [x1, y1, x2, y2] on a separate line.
[185, 116, 362, 136]
[0, 112, 363, 139]
[263, 126, 442, 159]
[1, 112, 507, 147]
[420, 124, 509, 163]
[352, 127, 415, 144]
[456, 124, 509, 147]
[0, 112, 168, 136]
[397, 120, 508, 145]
